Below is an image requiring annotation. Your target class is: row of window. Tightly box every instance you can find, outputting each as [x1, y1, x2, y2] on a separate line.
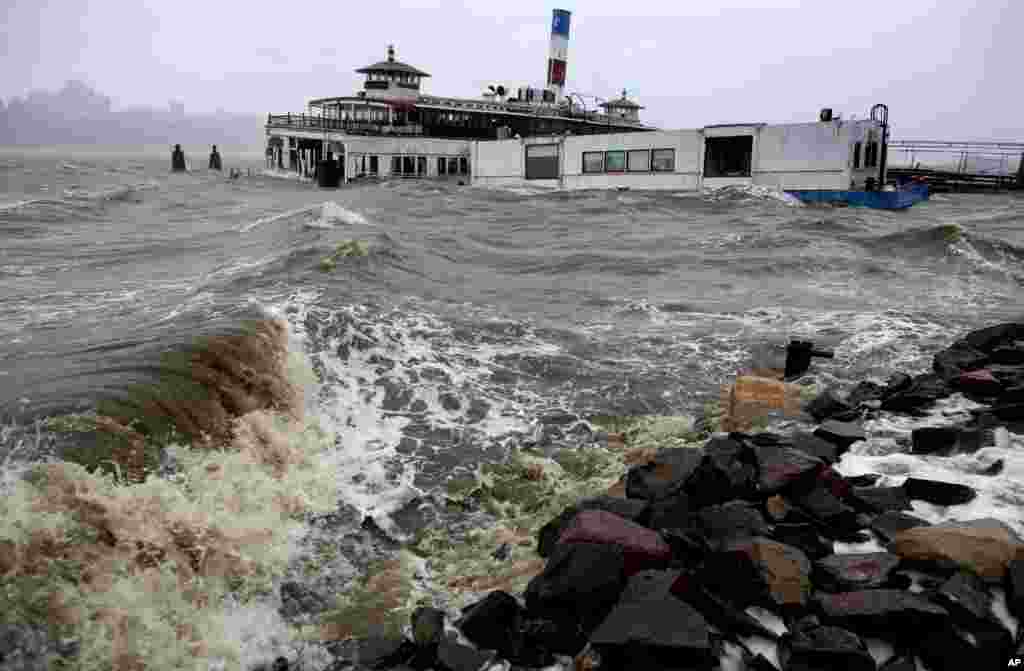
[582, 148, 676, 174]
[366, 72, 421, 85]
[387, 156, 469, 176]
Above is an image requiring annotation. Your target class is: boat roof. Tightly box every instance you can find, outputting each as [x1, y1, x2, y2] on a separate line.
[355, 45, 431, 77]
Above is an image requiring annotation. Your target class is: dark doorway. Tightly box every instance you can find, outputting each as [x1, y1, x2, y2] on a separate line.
[704, 136, 753, 177]
[525, 144, 559, 180]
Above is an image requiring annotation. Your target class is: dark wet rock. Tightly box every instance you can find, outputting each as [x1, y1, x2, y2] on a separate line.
[878, 655, 916, 671]
[659, 527, 709, 567]
[813, 420, 866, 454]
[778, 624, 876, 671]
[956, 368, 1003, 397]
[685, 436, 759, 507]
[887, 518, 1023, 581]
[523, 541, 626, 634]
[771, 522, 833, 560]
[794, 487, 862, 540]
[435, 638, 493, 671]
[411, 607, 445, 648]
[991, 345, 1024, 364]
[536, 496, 647, 558]
[697, 501, 769, 551]
[765, 494, 793, 522]
[805, 390, 855, 422]
[934, 570, 991, 620]
[910, 426, 960, 455]
[558, 510, 671, 576]
[644, 493, 692, 532]
[625, 448, 704, 501]
[870, 511, 931, 543]
[670, 570, 780, 640]
[726, 537, 813, 607]
[902, 477, 976, 506]
[439, 393, 462, 412]
[756, 444, 824, 495]
[1005, 559, 1024, 619]
[790, 431, 841, 464]
[962, 323, 1024, 353]
[933, 340, 989, 380]
[988, 401, 1024, 421]
[456, 591, 523, 652]
[848, 486, 912, 515]
[692, 549, 767, 609]
[880, 373, 950, 413]
[815, 590, 948, 639]
[847, 381, 886, 407]
[507, 617, 577, 662]
[814, 553, 901, 591]
[589, 585, 711, 670]
[844, 473, 882, 487]
[279, 581, 330, 618]
[915, 621, 1010, 671]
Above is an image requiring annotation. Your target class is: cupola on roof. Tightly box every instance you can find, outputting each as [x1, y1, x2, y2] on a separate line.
[355, 45, 431, 77]
[600, 89, 644, 110]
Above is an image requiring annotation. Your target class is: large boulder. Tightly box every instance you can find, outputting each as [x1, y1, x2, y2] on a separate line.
[589, 587, 712, 671]
[770, 522, 834, 560]
[815, 590, 948, 640]
[696, 501, 769, 551]
[933, 570, 991, 621]
[536, 496, 648, 557]
[790, 431, 841, 464]
[625, 448, 703, 501]
[793, 487, 863, 540]
[910, 426, 960, 455]
[455, 591, 522, 652]
[524, 541, 626, 634]
[847, 486, 912, 515]
[804, 390, 855, 422]
[755, 444, 824, 495]
[813, 420, 866, 454]
[558, 510, 671, 576]
[887, 518, 1024, 581]
[434, 639, 494, 671]
[962, 323, 1024, 353]
[880, 373, 951, 413]
[778, 624, 876, 671]
[847, 381, 886, 407]
[915, 621, 1013, 671]
[814, 553, 901, 591]
[1006, 558, 1024, 619]
[669, 570, 780, 640]
[726, 537, 813, 607]
[901, 477, 976, 506]
[685, 436, 758, 507]
[932, 340, 989, 380]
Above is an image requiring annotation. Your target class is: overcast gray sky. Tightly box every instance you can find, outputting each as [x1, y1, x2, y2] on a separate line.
[3, 0, 1021, 139]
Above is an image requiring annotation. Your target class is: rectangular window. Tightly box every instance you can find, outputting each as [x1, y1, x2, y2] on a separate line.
[448, 157, 459, 174]
[525, 143, 560, 180]
[582, 151, 605, 174]
[403, 156, 415, 174]
[459, 157, 468, 174]
[627, 149, 650, 172]
[651, 148, 675, 172]
[704, 136, 753, 178]
[438, 157, 447, 175]
[417, 156, 427, 175]
[369, 156, 378, 174]
[391, 156, 401, 174]
[853, 142, 862, 169]
[605, 150, 626, 173]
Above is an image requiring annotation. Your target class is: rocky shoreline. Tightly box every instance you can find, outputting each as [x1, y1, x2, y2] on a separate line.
[322, 323, 1024, 671]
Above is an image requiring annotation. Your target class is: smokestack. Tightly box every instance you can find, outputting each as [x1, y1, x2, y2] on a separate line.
[547, 9, 571, 102]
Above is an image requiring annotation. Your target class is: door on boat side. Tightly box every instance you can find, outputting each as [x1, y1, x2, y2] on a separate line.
[525, 143, 560, 180]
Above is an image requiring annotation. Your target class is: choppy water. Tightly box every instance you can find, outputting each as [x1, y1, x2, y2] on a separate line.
[3, 145, 1024, 667]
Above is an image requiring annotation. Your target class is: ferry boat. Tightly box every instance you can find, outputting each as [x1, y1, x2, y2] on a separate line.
[264, 9, 927, 209]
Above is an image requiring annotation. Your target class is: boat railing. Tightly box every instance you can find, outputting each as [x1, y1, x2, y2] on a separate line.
[266, 114, 425, 136]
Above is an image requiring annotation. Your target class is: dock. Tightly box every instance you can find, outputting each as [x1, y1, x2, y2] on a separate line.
[887, 139, 1023, 192]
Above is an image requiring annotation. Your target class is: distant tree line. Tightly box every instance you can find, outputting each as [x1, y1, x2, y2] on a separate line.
[0, 80, 264, 147]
